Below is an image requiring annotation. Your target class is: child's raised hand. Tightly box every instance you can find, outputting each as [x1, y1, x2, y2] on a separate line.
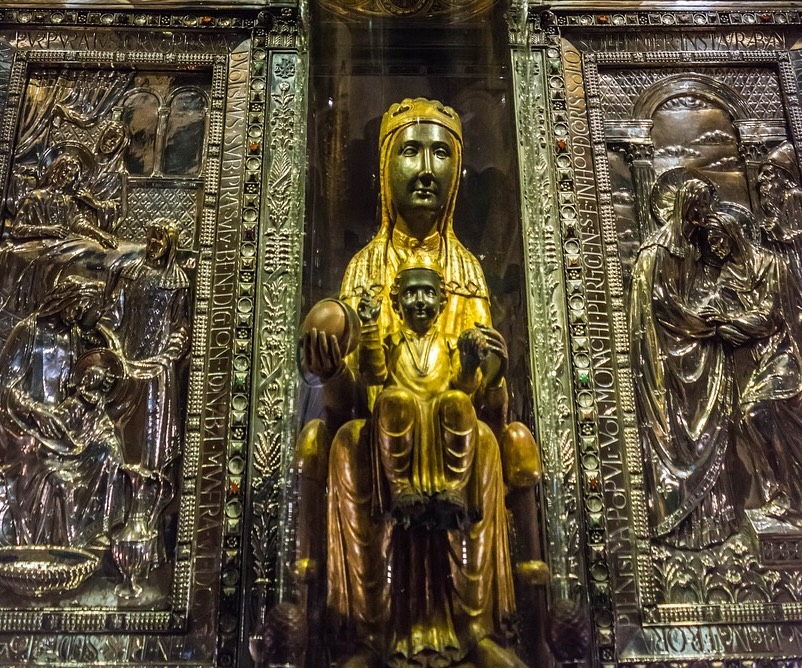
[458, 328, 485, 373]
[357, 295, 382, 324]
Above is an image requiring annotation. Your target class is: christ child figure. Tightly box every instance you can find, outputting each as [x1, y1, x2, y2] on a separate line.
[357, 256, 492, 529]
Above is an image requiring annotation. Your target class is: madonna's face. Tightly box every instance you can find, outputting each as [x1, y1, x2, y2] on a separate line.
[388, 123, 457, 226]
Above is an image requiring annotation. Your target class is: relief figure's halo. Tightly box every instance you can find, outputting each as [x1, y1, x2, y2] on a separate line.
[650, 166, 718, 228]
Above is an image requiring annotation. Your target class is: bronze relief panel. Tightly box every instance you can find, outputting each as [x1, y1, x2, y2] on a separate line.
[0, 63, 209, 610]
[554, 18, 802, 663]
[0, 13, 284, 665]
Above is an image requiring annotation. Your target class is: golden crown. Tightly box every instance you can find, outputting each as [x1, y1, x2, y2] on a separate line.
[380, 98, 463, 147]
[395, 253, 445, 279]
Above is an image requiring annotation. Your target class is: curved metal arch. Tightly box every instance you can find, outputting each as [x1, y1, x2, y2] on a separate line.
[120, 87, 164, 108]
[632, 72, 751, 121]
[165, 85, 209, 108]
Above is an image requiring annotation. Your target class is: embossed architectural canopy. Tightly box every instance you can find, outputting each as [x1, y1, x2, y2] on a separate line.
[315, 0, 496, 20]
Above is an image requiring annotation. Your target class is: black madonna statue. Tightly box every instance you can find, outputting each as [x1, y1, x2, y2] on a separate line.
[288, 98, 544, 667]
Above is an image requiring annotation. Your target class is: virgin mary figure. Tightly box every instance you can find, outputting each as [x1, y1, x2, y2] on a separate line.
[629, 173, 738, 549]
[297, 99, 530, 667]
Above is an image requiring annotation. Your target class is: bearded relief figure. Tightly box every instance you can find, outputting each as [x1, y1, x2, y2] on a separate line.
[757, 141, 802, 284]
[10, 146, 117, 249]
[284, 99, 544, 668]
[106, 219, 190, 565]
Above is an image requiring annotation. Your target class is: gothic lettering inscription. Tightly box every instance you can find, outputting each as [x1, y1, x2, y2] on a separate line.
[573, 30, 786, 55]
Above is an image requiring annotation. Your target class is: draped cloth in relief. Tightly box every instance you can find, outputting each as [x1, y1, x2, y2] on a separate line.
[630, 182, 737, 549]
[710, 215, 802, 519]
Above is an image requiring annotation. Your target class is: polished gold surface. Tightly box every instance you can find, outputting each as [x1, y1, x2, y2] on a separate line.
[515, 560, 551, 586]
[301, 298, 362, 364]
[340, 98, 491, 346]
[10, 5, 802, 667]
[294, 98, 541, 667]
[358, 262, 484, 527]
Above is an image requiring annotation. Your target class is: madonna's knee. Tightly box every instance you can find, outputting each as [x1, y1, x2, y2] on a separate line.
[330, 419, 371, 493]
[500, 421, 541, 488]
[295, 419, 331, 482]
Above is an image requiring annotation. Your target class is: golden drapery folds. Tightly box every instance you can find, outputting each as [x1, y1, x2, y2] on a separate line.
[340, 97, 491, 342]
[326, 98, 517, 666]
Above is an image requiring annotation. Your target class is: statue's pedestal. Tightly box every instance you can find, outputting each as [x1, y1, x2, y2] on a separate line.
[746, 509, 802, 567]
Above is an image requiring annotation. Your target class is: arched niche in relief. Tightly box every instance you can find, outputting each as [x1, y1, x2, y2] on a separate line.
[122, 89, 160, 177]
[637, 73, 750, 213]
[606, 72, 781, 286]
[163, 87, 209, 178]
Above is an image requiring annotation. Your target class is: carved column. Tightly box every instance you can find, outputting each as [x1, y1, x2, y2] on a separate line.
[605, 120, 656, 241]
[244, 6, 309, 667]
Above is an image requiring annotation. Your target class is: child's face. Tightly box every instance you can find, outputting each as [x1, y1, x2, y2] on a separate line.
[396, 268, 442, 335]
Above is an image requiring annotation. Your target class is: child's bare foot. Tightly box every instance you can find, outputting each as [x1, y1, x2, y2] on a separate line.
[391, 487, 427, 527]
[433, 489, 468, 530]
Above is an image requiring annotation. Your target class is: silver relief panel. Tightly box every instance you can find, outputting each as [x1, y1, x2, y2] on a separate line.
[543, 14, 802, 665]
[0, 10, 294, 665]
[0, 55, 212, 635]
